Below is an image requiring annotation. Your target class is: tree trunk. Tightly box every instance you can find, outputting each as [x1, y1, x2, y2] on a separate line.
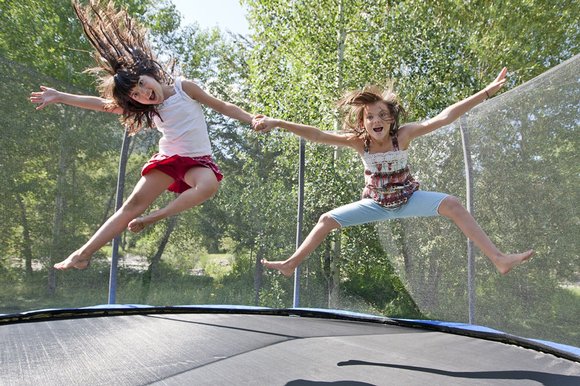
[15, 194, 33, 276]
[141, 216, 178, 303]
[48, 133, 69, 296]
[399, 220, 412, 281]
[254, 245, 264, 306]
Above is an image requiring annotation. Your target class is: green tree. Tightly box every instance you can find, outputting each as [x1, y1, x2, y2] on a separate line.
[0, 0, 156, 294]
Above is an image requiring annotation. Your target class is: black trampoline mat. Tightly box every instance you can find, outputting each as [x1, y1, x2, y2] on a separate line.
[2, 312, 579, 385]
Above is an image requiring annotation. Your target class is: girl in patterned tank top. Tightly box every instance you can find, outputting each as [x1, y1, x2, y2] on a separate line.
[255, 68, 533, 276]
[29, 1, 261, 270]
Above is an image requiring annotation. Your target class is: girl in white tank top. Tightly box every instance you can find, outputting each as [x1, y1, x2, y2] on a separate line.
[29, 1, 261, 271]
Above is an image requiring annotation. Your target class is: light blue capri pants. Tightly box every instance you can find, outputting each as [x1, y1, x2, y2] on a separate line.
[328, 191, 449, 228]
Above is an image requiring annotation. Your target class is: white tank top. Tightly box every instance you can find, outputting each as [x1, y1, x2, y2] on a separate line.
[153, 77, 212, 157]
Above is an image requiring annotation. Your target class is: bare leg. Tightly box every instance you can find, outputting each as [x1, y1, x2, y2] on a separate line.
[262, 213, 341, 277]
[438, 196, 534, 274]
[128, 167, 219, 233]
[54, 170, 173, 270]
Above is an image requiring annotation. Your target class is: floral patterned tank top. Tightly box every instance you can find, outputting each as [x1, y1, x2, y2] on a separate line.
[361, 136, 420, 208]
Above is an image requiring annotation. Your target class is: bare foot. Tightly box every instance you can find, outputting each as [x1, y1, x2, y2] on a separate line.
[128, 217, 149, 233]
[495, 249, 534, 275]
[261, 259, 295, 277]
[53, 251, 91, 270]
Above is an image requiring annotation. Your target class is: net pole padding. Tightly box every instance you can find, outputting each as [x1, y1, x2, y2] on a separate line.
[459, 115, 476, 324]
[108, 128, 131, 304]
[293, 137, 306, 308]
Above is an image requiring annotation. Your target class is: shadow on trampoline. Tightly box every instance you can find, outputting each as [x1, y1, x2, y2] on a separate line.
[337, 360, 580, 385]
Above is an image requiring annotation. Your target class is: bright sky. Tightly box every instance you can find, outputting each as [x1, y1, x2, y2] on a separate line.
[171, 0, 250, 35]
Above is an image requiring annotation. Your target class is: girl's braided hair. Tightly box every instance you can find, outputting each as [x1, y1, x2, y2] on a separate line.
[337, 84, 406, 146]
[73, 0, 171, 134]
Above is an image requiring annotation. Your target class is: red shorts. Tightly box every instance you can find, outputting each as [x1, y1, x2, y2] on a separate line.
[141, 153, 223, 193]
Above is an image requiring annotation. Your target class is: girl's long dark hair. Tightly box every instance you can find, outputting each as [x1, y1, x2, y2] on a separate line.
[73, 0, 170, 134]
[338, 84, 406, 147]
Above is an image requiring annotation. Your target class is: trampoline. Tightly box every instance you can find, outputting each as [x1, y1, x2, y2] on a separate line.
[2, 306, 579, 385]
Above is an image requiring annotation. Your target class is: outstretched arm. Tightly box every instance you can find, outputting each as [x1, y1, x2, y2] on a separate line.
[181, 79, 255, 124]
[30, 86, 123, 114]
[401, 67, 508, 143]
[253, 115, 358, 149]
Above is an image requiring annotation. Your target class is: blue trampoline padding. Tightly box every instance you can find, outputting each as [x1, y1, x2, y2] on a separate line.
[529, 339, 580, 357]
[397, 319, 505, 334]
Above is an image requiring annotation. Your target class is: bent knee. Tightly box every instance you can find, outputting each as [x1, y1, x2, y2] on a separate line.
[438, 195, 465, 217]
[201, 178, 220, 197]
[186, 168, 220, 196]
[318, 213, 341, 229]
[122, 194, 150, 214]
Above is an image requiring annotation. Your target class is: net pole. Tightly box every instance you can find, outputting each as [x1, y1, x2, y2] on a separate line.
[293, 137, 306, 308]
[459, 116, 476, 324]
[108, 128, 131, 304]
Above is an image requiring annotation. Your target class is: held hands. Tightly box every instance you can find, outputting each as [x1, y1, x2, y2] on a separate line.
[29, 86, 60, 110]
[251, 114, 277, 133]
[483, 67, 508, 99]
